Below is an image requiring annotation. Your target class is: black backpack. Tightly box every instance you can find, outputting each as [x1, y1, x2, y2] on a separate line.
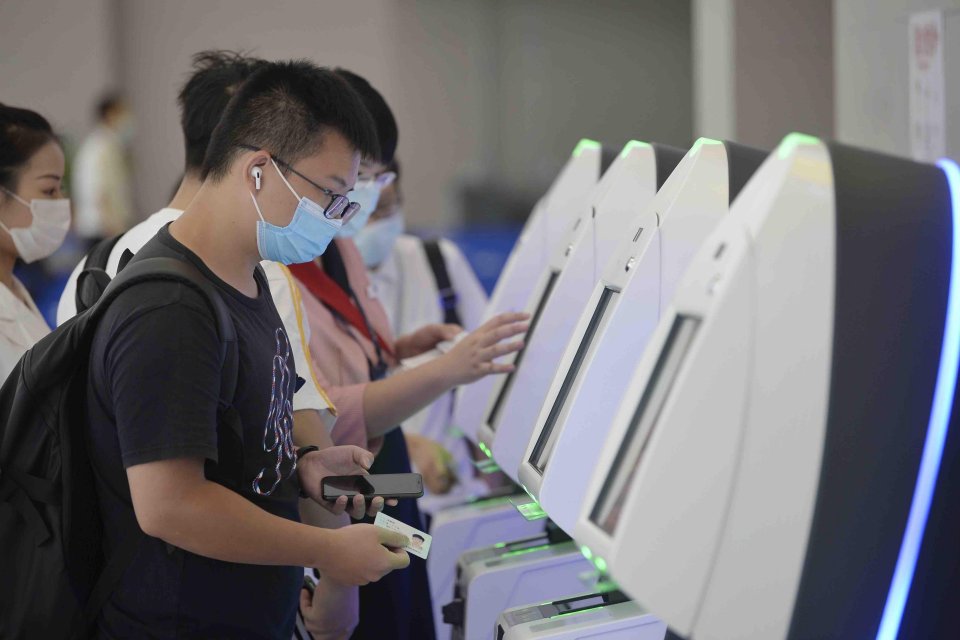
[0, 254, 241, 639]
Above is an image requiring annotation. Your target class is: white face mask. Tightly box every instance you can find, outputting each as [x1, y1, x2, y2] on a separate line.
[340, 172, 396, 238]
[355, 210, 405, 268]
[0, 188, 71, 263]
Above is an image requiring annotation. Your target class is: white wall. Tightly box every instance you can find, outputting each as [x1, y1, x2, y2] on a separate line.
[835, 0, 960, 158]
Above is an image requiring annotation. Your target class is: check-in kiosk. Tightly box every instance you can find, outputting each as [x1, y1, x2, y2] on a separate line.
[431, 140, 609, 640]
[575, 134, 960, 640]
[517, 140, 765, 535]
[478, 142, 687, 481]
[496, 590, 665, 640]
[438, 140, 683, 640]
[453, 140, 607, 444]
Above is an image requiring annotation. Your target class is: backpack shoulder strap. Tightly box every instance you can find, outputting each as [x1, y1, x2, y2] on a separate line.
[74, 234, 126, 314]
[422, 238, 462, 326]
[84, 234, 125, 272]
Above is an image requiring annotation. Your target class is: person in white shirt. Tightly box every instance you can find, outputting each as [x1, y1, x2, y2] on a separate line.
[355, 160, 491, 513]
[0, 103, 71, 381]
[71, 93, 136, 244]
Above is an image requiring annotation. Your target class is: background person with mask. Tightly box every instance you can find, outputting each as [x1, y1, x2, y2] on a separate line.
[356, 159, 491, 514]
[72, 93, 136, 246]
[290, 68, 527, 640]
[0, 103, 70, 381]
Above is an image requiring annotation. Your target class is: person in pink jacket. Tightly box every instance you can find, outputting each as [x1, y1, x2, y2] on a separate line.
[289, 71, 526, 640]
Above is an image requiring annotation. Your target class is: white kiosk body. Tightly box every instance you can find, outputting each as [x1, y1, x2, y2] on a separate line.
[437, 141, 683, 639]
[479, 141, 687, 482]
[575, 135, 960, 640]
[431, 140, 607, 640]
[453, 140, 605, 444]
[448, 537, 596, 640]
[517, 140, 765, 536]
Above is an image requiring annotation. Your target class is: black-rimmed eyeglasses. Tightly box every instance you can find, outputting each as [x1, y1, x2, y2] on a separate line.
[239, 144, 360, 221]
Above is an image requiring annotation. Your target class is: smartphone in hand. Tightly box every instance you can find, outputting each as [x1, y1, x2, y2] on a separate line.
[321, 473, 424, 502]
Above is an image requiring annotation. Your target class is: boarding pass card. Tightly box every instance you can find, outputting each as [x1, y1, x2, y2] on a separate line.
[374, 512, 432, 559]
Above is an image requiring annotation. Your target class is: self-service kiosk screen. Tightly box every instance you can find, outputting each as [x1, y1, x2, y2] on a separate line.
[529, 286, 619, 473]
[590, 314, 701, 534]
[486, 270, 560, 431]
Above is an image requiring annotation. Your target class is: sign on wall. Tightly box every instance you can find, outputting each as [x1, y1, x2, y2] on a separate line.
[909, 10, 946, 161]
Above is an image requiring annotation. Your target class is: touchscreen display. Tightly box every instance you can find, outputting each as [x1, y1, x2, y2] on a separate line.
[486, 270, 560, 430]
[590, 314, 701, 534]
[529, 287, 618, 472]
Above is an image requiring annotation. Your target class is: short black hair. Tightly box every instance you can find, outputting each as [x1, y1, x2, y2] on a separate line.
[178, 50, 267, 173]
[0, 103, 57, 194]
[201, 60, 380, 182]
[335, 69, 398, 165]
[96, 92, 125, 122]
[412, 534, 425, 541]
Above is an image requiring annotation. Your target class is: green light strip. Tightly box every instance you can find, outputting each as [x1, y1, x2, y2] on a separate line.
[777, 132, 821, 159]
[501, 543, 552, 559]
[552, 604, 607, 619]
[593, 556, 608, 573]
[572, 139, 602, 158]
[516, 502, 549, 521]
[620, 140, 652, 159]
[690, 137, 723, 155]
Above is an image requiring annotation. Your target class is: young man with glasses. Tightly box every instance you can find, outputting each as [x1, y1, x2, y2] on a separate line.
[84, 60, 410, 639]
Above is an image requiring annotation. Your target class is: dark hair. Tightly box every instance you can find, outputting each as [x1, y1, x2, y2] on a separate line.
[201, 60, 380, 182]
[0, 103, 57, 194]
[412, 534, 425, 541]
[96, 92, 125, 122]
[178, 50, 267, 173]
[386, 158, 402, 201]
[335, 69, 398, 165]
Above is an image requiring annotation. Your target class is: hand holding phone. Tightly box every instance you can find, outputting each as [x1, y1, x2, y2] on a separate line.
[321, 473, 424, 502]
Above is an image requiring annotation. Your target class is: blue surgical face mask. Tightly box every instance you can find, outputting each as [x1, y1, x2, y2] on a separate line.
[250, 159, 341, 264]
[355, 210, 405, 268]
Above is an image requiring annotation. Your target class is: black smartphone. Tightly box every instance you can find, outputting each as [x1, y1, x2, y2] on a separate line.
[321, 473, 424, 501]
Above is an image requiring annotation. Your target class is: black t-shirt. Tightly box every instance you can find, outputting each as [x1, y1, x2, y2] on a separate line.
[86, 225, 301, 639]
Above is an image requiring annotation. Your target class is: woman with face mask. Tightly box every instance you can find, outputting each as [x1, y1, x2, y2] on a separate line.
[356, 161, 493, 515]
[0, 104, 70, 380]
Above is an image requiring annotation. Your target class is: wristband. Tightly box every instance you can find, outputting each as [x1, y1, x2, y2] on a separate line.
[296, 445, 321, 460]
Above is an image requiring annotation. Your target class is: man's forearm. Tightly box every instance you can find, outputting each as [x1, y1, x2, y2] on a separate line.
[362, 358, 453, 437]
[133, 471, 330, 568]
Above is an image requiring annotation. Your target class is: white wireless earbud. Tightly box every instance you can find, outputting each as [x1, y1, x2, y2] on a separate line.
[251, 166, 263, 191]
